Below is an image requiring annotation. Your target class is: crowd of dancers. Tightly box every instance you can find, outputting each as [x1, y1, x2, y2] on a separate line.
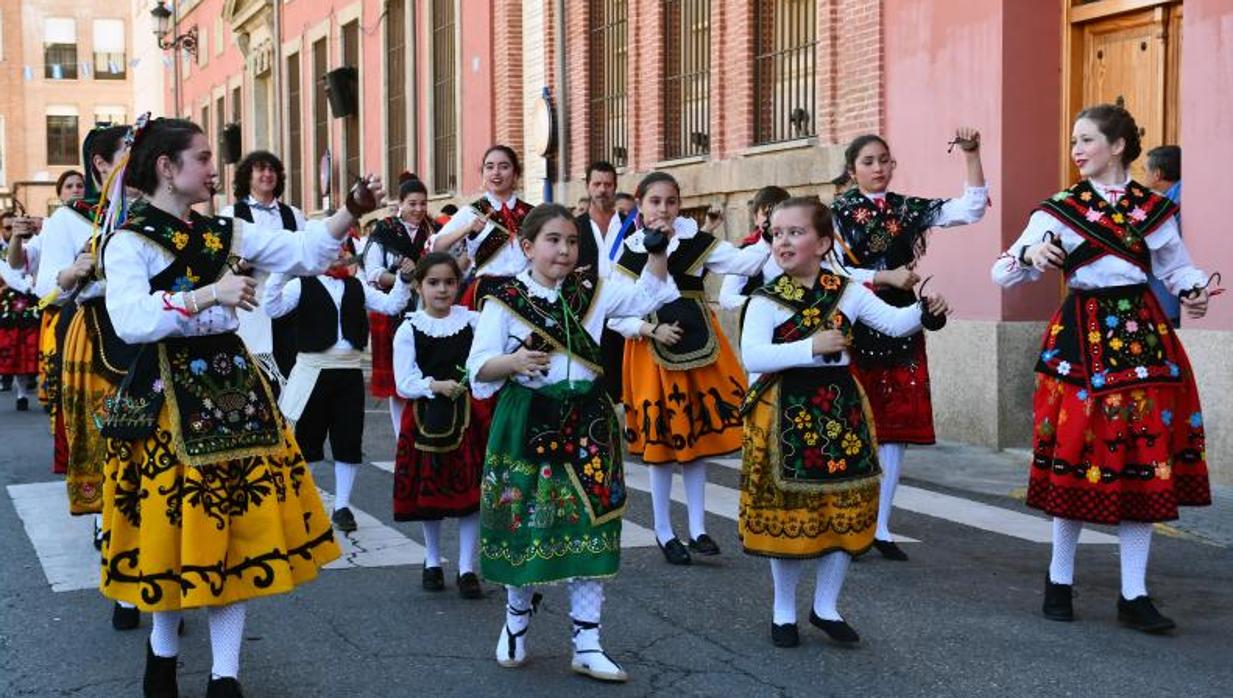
[0, 101, 1213, 697]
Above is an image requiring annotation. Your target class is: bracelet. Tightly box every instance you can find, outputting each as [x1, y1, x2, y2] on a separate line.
[649, 322, 663, 338]
[184, 290, 198, 315]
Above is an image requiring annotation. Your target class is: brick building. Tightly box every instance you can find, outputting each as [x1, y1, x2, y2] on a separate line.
[174, 0, 1233, 481]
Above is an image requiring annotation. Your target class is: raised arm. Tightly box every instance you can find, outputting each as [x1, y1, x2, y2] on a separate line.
[262, 273, 301, 319]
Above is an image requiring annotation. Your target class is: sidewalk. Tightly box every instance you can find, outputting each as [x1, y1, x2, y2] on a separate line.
[902, 441, 1233, 548]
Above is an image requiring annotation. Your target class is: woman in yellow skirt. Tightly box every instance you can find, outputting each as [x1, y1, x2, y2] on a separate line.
[610, 172, 771, 565]
[99, 117, 380, 698]
[739, 198, 949, 648]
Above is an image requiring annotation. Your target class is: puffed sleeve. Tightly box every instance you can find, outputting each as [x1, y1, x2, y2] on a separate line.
[362, 235, 387, 285]
[103, 231, 228, 343]
[598, 266, 680, 320]
[991, 211, 1052, 288]
[740, 296, 815, 374]
[393, 321, 434, 400]
[932, 185, 990, 227]
[431, 205, 490, 257]
[704, 237, 771, 276]
[363, 276, 412, 315]
[465, 301, 514, 400]
[718, 273, 750, 311]
[1144, 217, 1206, 295]
[237, 217, 341, 276]
[262, 273, 301, 319]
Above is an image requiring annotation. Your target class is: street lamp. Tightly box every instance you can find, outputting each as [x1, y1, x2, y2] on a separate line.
[151, 1, 197, 56]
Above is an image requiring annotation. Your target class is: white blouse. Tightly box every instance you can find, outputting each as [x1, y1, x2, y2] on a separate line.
[103, 215, 342, 344]
[719, 253, 784, 311]
[467, 267, 680, 400]
[393, 306, 478, 400]
[608, 216, 770, 337]
[991, 178, 1204, 294]
[263, 272, 412, 352]
[430, 192, 529, 278]
[219, 199, 307, 356]
[741, 279, 924, 382]
[34, 205, 105, 302]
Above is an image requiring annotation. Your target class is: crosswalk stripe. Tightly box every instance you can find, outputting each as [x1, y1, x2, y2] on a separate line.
[6, 482, 99, 592]
[893, 485, 1117, 544]
[316, 490, 427, 569]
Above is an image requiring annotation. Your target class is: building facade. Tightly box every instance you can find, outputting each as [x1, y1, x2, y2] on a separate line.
[173, 0, 1233, 481]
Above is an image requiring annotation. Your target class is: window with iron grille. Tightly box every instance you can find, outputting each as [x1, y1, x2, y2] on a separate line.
[215, 96, 227, 197]
[342, 21, 361, 186]
[46, 114, 79, 166]
[753, 0, 817, 144]
[312, 38, 329, 202]
[589, 0, 628, 167]
[431, 0, 457, 193]
[663, 0, 710, 160]
[43, 18, 77, 80]
[287, 52, 304, 208]
[386, 0, 408, 188]
[93, 19, 126, 80]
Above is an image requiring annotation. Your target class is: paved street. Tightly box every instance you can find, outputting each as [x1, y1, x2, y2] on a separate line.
[1, 399, 1230, 697]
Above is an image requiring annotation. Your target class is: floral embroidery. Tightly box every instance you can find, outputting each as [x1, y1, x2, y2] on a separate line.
[801, 307, 821, 327]
[171, 231, 189, 250]
[203, 232, 224, 255]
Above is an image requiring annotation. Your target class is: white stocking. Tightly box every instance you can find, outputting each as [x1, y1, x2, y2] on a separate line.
[1118, 521, 1153, 599]
[14, 376, 32, 400]
[648, 465, 676, 544]
[422, 519, 442, 568]
[150, 610, 182, 658]
[333, 461, 359, 510]
[505, 586, 537, 635]
[1049, 517, 1083, 585]
[207, 602, 246, 679]
[769, 558, 804, 625]
[389, 397, 406, 435]
[569, 580, 605, 652]
[812, 551, 851, 621]
[875, 443, 906, 541]
[457, 512, 479, 574]
[682, 461, 708, 540]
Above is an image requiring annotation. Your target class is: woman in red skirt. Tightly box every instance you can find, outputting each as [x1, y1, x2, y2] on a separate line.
[392, 252, 491, 599]
[0, 213, 41, 411]
[993, 104, 1211, 633]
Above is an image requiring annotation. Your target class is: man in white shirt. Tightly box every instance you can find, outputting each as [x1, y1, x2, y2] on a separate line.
[574, 161, 632, 402]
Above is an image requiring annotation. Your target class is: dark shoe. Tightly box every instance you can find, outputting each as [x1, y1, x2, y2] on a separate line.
[458, 572, 483, 599]
[771, 622, 799, 648]
[92, 518, 104, 552]
[687, 533, 721, 556]
[142, 642, 178, 698]
[15, 397, 28, 411]
[178, 618, 186, 636]
[205, 676, 244, 698]
[1042, 574, 1074, 622]
[873, 539, 909, 561]
[657, 538, 692, 566]
[331, 507, 357, 532]
[112, 602, 140, 630]
[809, 611, 860, 644]
[422, 566, 445, 592]
[1117, 595, 1176, 634]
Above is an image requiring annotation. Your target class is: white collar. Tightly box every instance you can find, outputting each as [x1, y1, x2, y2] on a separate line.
[1088, 176, 1132, 194]
[860, 190, 888, 202]
[246, 195, 280, 209]
[407, 306, 475, 337]
[485, 192, 520, 210]
[517, 268, 562, 301]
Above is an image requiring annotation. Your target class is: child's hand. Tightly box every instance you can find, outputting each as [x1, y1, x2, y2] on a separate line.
[430, 379, 465, 399]
[648, 321, 683, 346]
[511, 347, 550, 377]
[811, 329, 849, 356]
[953, 127, 981, 152]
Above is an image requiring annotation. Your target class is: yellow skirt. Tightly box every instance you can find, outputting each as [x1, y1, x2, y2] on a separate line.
[60, 311, 113, 515]
[738, 396, 879, 558]
[100, 406, 340, 611]
[622, 313, 747, 464]
[37, 308, 59, 413]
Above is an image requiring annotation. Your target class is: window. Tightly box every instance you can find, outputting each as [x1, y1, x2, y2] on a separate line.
[341, 21, 361, 183]
[589, 0, 629, 167]
[93, 107, 126, 127]
[312, 38, 329, 203]
[215, 96, 227, 198]
[44, 18, 78, 80]
[93, 19, 126, 80]
[663, 0, 711, 159]
[386, 0, 408, 188]
[46, 109, 79, 166]
[753, 0, 817, 144]
[287, 52, 304, 208]
[197, 26, 208, 67]
[431, 0, 457, 193]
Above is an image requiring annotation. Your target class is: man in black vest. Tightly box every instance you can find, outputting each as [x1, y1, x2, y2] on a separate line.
[574, 161, 629, 401]
[263, 243, 413, 532]
[223, 151, 307, 382]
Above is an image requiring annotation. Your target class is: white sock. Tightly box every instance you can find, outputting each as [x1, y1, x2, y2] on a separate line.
[207, 602, 246, 679]
[506, 586, 536, 634]
[769, 558, 804, 625]
[14, 376, 32, 400]
[682, 461, 708, 540]
[649, 465, 677, 544]
[422, 520, 442, 568]
[569, 580, 605, 651]
[457, 512, 480, 574]
[1049, 517, 1083, 585]
[333, 461, 359, 511]
[1118, 522, 1153, 599]
[812, 551, 851, 621]
[118, 601, 136, 609]
[389, 397, 406, 435]
[149, 610, 182, 658]
[875, 443, 906, 541]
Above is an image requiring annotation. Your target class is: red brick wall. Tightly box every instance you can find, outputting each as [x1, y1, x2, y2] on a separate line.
[493, 1, 524, 153]
[834, 0, 884, 141]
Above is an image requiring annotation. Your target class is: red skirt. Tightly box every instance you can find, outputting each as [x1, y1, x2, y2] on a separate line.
[0, 325, 40, 375]
[392, 396, 492, 521]
[368, 312, 397, 398]
[52, 410, 68, 474]
[850, 332, 935, 444]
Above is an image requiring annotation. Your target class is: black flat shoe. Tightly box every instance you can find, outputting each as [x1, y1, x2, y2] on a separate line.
[458, 572, 483, 599]
[332, 507, 357, 532]
[422, 566, 445, 592]
[1117, 595, 1176, 634]
[205, 676, 244, 698]
[92, 519, 104, 552]
[15, 397, 28, 411]
[873, 539, 909, 561]
[142, 642, 178, 698]
[657, 538, 691, 566]
[771, 622, 799, 648]
[809, 611, 860, 644]
[1042, 574, 1074, 622]
[688, 533, 721, 556]
[112, 602, 139, 630]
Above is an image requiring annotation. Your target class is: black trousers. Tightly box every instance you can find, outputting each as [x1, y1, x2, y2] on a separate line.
[294, 367, 365, 463]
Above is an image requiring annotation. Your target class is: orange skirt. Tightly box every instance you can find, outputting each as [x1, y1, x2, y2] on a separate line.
[621, 312, 747, 464]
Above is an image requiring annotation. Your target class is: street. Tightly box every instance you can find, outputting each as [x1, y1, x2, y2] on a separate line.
[1, 400, 1230, 697]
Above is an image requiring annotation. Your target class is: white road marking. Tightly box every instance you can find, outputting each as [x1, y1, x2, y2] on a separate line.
[7, 482, 99, 592]
[893, 485, 1117, 544]
[317, 490, 428, 569]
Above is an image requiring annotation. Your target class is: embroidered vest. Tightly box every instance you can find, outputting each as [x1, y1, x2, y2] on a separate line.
[296, 276, 370, 352]
[371, 216, 434, 266]
[470, 197, 533, 270]
[831, 188, 945, 272]
[1036, 180, 1176, 278]
[485, 271, 604, 375]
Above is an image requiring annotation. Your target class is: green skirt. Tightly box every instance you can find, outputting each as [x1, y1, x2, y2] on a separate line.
[480, 380, 625, 587]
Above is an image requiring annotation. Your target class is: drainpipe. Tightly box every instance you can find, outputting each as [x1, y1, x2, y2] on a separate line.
[272, 0, 282, 149]
[555, 0, 567, 195]
[409, 0, 419, 174]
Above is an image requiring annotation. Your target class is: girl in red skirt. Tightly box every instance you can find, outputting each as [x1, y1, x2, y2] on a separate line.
[993, 104, 1211, 633]
[830, 128, 987, 560]
[0, 213, 41, 411]
[392, 252, 491, 599]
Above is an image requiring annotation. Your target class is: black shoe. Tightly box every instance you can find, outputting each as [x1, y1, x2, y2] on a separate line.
[771, 622, 799, 648]
[205, 676, 244, 698]
[142, 642, 178, 698]
[1042, 574, 1074, 622]
[458, 572, 483, 599]
[809, 611, 860, 644]
[1117, 595, 1176, 634]
[331, 507, 357, 532]
[112, 602, 140, 630]
[422, 566, 445, 592]
[657, 538, 692, 566]
[873, 539, 909, 561]
[92, 519, 104, 552]
[15, 397, 28, 411]
[687, 533, 721, 556]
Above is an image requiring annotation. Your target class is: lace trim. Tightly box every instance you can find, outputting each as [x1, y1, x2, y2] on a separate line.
[406, 306, 475, 337]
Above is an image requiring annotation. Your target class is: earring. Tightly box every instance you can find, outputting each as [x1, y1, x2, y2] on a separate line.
[167, 182, 176, 195]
